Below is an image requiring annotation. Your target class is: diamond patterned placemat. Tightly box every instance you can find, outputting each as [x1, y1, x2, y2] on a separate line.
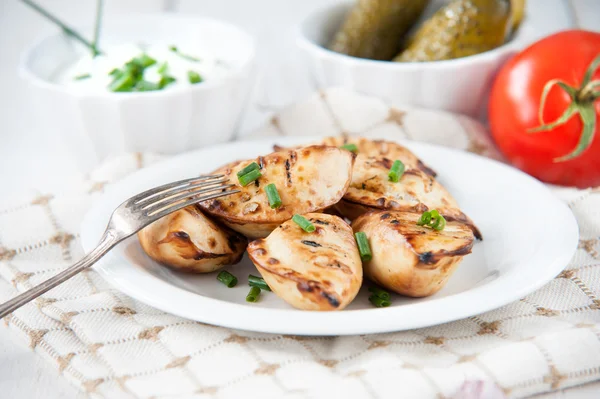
[1, 89, 599, 399]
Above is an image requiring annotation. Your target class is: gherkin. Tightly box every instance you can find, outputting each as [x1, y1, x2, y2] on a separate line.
[510, 0, 526, 32]
[394, 0, 512, 62]
[329, 0, 430, 61]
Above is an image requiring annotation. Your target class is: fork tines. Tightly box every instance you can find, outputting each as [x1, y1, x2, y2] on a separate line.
[129, 175, 239, 220]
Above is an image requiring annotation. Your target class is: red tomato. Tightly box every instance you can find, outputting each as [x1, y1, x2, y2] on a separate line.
[489, 30, 600, 188]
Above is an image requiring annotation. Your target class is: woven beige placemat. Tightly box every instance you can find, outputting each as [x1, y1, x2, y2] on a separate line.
[1, 88, 599, 399]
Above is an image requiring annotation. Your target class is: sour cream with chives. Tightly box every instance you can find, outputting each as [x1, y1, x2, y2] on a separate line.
[58, 43, 231, 92]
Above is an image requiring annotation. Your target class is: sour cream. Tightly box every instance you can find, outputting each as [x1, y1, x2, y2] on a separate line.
[57, 43, 231, 92]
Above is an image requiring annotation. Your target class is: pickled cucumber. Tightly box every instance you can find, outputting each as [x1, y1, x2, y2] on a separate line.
[511, 0, 526, 32]
[329, 0, 430, 61]
[394, 0, 512, 62]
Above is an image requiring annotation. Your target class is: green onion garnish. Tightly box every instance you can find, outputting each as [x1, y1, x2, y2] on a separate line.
[108, 73, 135, 92]
[388, 160, 405, 182]
[217, 270, 237, 288]
[22, 0, 103, 55]
[157, 62, 168, 75]
[292, 214, 315, 233]
[158, 75, 176, 89]
[188, 70, 203, 84]
[369, 295, 391, 308]
[238, 169, 262, 186]
[90, 0, 103, 56]
[106, 52, 172, 92]
[265, 183, 282, 209]
[169, 45, 201, 62]
[418, 212, 431, 226]
[416, 210, 446, 231]
[246, 286, 261, 302]
[432, 213, 446, 231]
[236, 162, 260, 177]
[355, 232, 372, 262]
[135, 53, 157, 68]
[368, 286, 390, 300]
[248, 275, 271, 291]
[340, 143, 358, 153]
[123, 61, 143, 77]
[74, 73, 91, 80]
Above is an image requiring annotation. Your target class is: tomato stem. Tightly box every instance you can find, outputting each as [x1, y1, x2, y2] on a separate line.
[555, 105, 596, 161]
[578, 80, 600, 103]
[581, 53, 600, 87]
[528, 54, 600, 162]
[529, 103, 578, 133]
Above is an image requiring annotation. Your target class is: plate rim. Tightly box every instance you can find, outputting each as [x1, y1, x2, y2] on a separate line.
[81, 136, 580, 335]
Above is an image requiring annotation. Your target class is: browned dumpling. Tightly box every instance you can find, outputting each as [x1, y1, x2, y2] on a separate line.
[318, 136, 437, 176]
[276, 136, 437, 176]
[352, 210, 474, 297]
[337, 154, 471, 223]
[247, 213, 362, 310]
[200, 146, 355, 238]
[138, 205, 247, 273]
[320, 137, 481, 239]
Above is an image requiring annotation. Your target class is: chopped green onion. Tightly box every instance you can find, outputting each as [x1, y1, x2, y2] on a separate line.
[369, 295, 391, 308]
[74, 73, 91, 80]
[126, 54, 153, 74]
[248, 274, 271, 291]
[237, 162, 260, 177]
[388, 160, 405, 182]
[169, 45, 201, 62]
[188, 70, 203, 84]
[91, 0, 103, 57]
[107, 53, 172, 93]
[431, 214, 446, 231]
[340, 143, 358, 153]
[217, 270, 237, 288]
[265, 183, 282, 209]
[108, 73, 135, 92]
[157, 62, 168, 75]
[123, 61, 143, 78]
[417, 212, 431, 226]
[158, 75, 176, 89]
[292, 214, 316, 233]
[21, 0, 102, 55]
[135, 53, 157, 68]
[238, 169, 262, 186]
[368, 286, 390, 300]
[354, 232, 372, 262]
[416, 210, 446, 231]
[246, 286, 261, 302]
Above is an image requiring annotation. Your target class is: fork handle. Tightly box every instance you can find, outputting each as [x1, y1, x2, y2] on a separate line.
[0, 231, 119, 319]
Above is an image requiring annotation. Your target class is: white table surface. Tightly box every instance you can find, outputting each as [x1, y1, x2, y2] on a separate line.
[0, 0, 599, 398]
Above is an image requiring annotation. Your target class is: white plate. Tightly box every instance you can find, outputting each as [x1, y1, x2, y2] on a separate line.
[81, 136, 579, 336]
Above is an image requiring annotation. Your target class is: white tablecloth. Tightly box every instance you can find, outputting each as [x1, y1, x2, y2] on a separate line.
[1, 89, 599, 399]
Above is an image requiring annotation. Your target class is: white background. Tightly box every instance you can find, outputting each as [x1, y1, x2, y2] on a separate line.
[0, 0, 598, 397]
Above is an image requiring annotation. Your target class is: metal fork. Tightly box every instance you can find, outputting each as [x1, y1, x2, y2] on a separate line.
[0, 175, 238, 319]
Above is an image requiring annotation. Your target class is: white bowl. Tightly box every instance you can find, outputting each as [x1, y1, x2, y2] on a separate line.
[297, 2, 530, 118]
[21, 14, 256, 172]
